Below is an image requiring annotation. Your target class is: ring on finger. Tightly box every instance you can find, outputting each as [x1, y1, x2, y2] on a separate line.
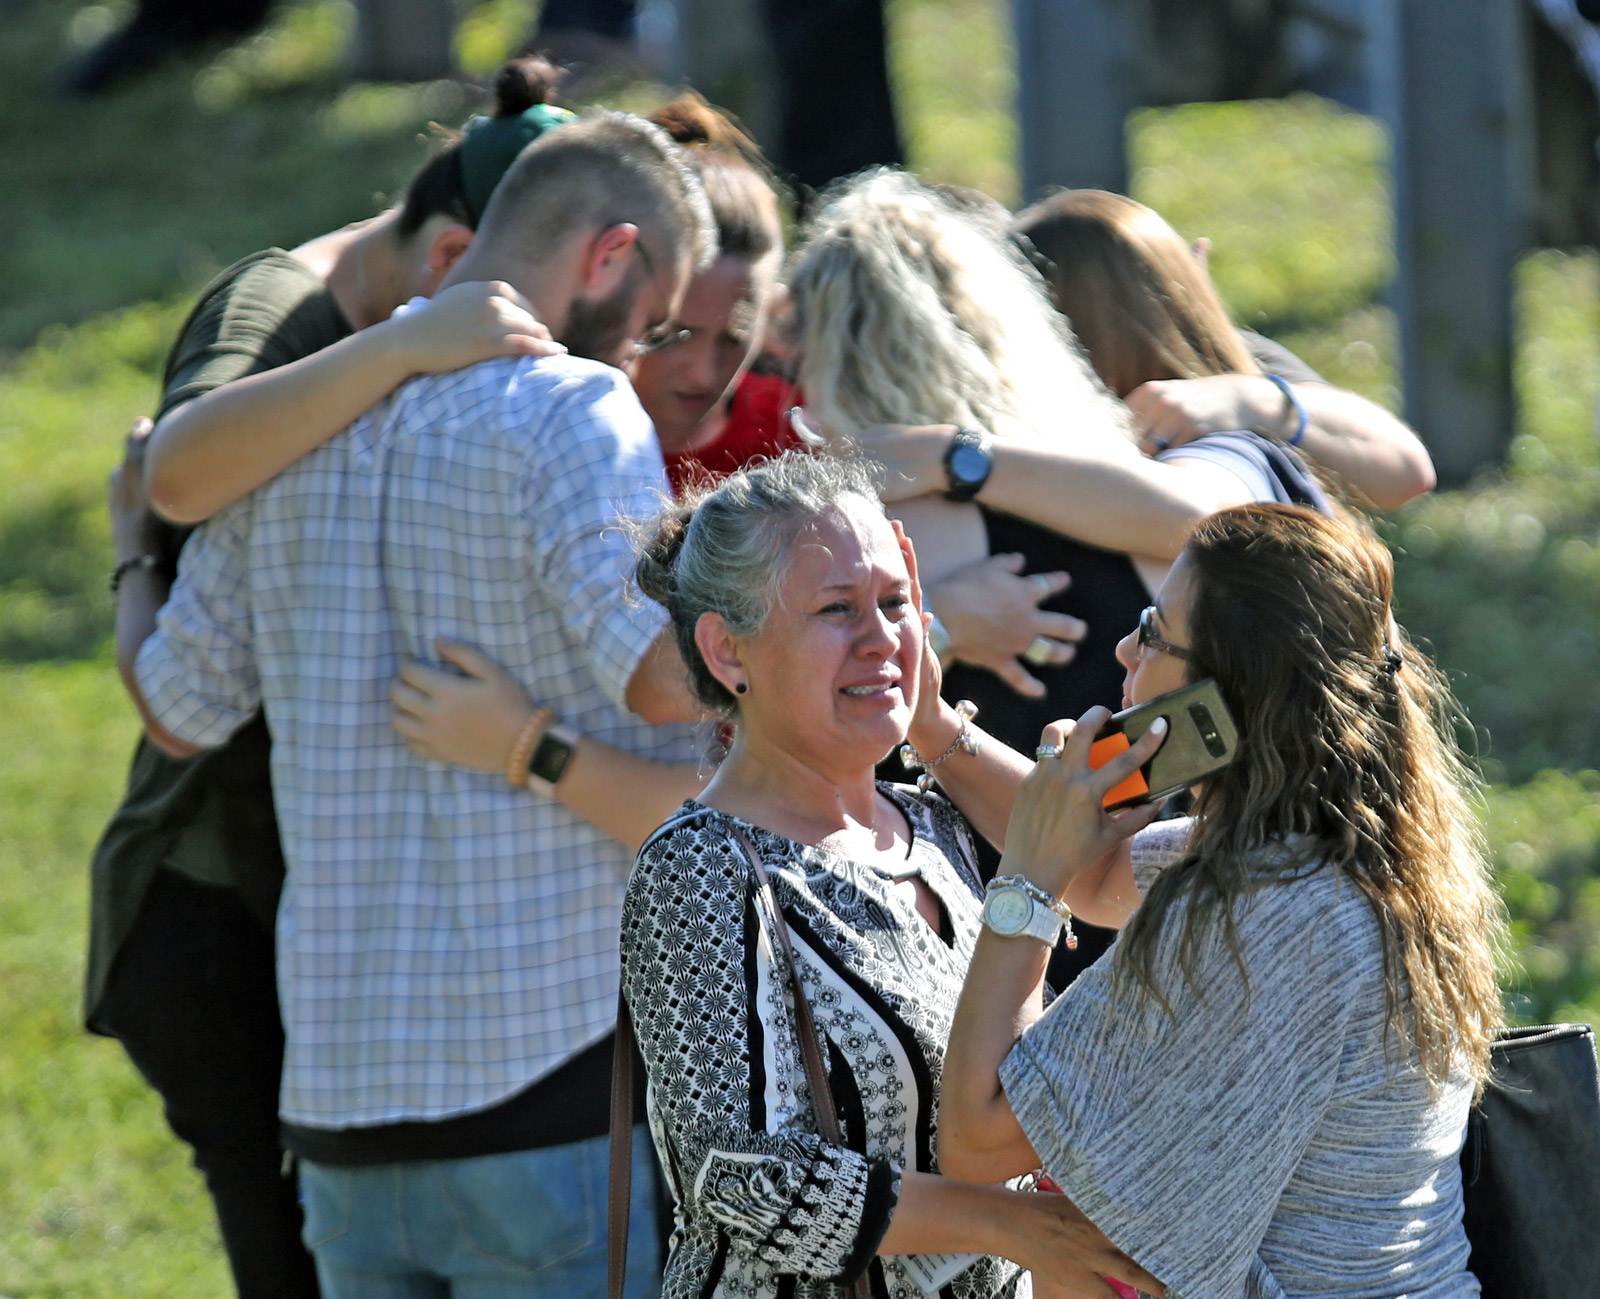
[1022, 636, 1057, 667]
[1035, 743, 1064, 760]
[1027, 573, 1055, 601]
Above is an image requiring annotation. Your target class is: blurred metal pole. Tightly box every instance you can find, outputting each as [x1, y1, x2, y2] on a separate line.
[1370, 0, 1534, 485]
[348, 0, 457, 82]
[1013, 0, 1139, 200]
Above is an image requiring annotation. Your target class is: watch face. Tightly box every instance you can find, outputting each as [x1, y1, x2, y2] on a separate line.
[984, 886, 1033, 936]
[949, 442, 991, 486]
[528, 731, 575, 785]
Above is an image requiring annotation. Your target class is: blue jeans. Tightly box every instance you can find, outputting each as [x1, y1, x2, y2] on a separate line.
[299, 1127, 661, 1299]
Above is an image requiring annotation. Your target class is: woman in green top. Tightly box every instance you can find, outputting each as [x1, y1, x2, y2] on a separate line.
[95, 57, 567, 1299]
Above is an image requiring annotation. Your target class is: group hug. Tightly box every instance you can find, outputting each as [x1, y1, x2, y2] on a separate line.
[92, 56, 1506, 1299]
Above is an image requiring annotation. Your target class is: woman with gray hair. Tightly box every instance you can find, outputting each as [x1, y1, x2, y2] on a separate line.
[618, 450, 1159, 1299]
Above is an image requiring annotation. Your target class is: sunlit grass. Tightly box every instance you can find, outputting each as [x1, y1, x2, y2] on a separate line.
[3, 0, 1598, 1290]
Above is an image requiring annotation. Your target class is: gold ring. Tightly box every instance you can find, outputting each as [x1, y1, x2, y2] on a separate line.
[1023, 636, 1056, 667]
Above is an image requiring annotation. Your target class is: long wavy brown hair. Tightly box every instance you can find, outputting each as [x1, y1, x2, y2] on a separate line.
[1015, 189, 1259, 398]
[1117, 504, 1506, 1091]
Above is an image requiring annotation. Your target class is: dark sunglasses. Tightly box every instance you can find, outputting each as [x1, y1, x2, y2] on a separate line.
[1137, 605, 1191, 661]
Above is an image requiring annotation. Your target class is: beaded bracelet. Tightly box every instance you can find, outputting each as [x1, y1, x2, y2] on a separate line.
[899, 699, 980, 793]
[506, 707, 555, 790]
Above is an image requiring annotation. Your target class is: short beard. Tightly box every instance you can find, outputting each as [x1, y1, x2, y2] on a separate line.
[562, 263, 644, 368]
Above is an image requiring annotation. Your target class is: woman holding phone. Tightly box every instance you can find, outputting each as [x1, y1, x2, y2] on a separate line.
[918, 503, 1506, 1299]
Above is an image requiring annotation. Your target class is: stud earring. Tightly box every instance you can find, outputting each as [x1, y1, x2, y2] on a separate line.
[734, 682, 748, 695]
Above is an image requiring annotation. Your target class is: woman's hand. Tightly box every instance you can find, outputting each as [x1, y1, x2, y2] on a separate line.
[383, 280, 565, 377]
[991, 1187, 1163, 1298]
[390, 639, 536, 770]
[108, 417, 166, 561]
[892, 519, 959, 758]
[929, 553, 1083, 698]
[854, 423, 959, 501]
[1001, 708, 1167, 898]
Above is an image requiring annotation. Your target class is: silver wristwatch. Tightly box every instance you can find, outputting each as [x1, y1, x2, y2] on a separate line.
[980, 876, 1069, 945]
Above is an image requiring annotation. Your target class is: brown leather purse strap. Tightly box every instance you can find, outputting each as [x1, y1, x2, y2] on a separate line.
[729, 826, 851, 1148]
[608, 825, 871, 1299]
[608, 991, 635, 1299]
[732, 828, 871, 1299]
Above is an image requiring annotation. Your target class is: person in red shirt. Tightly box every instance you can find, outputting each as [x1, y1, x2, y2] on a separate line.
[629, 94, 803, 493]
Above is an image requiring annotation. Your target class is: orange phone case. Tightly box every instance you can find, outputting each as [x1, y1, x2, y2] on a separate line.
[1088, 732, 1150, 807]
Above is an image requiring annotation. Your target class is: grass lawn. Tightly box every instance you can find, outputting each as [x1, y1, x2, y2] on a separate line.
[2, 0, 1597, 1292]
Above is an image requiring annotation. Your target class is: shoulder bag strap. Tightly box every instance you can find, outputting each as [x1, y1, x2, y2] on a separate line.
[731, 827, 873, 1299]
[728, 825, 849, 1146]
[608, 991, 635, 1299]
[608, 825, 872, 1299]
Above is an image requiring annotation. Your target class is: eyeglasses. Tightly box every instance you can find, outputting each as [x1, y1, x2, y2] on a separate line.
[627, 237, 689, 358]
[632, 325, 692, 357]
[1137, 605, 1191, 661]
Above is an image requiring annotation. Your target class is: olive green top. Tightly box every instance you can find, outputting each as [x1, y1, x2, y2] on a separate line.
[85, 249, 351, 1032]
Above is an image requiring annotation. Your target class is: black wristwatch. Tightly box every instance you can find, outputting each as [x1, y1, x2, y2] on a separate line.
[526, 723, 578, 789]
[942, 427, 994, 503]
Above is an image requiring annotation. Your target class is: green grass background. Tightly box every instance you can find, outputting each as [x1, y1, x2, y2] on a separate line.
[2, 0, 1598, 1292]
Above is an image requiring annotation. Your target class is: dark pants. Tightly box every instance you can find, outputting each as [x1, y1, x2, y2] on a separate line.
[531, 0, 903, 195]
[98, 869, 319, 1299]
[760, 0, 904, 195]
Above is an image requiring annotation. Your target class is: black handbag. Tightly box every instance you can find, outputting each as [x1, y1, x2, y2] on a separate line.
[1460, 1022, 1600, 1298]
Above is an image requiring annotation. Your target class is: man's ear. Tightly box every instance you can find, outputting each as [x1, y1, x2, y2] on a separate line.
[421, 222, 475, 293]
[694, 610, 746, 698]
[579, 223, 641, 295]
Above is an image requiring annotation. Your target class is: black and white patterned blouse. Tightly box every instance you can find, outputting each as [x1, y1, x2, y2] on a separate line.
[621, 785, 1029, 1299]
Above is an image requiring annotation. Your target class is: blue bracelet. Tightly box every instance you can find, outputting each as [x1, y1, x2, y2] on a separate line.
[1264, 373, 1308, 447]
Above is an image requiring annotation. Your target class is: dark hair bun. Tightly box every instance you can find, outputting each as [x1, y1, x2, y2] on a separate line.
[493, 55, 562, 117]
[634, 503, 694, 607]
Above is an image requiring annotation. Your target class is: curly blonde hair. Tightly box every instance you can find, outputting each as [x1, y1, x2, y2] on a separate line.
[786, 169, 1126, 446]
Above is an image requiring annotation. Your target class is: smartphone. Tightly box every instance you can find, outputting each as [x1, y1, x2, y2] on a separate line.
[1087, 678, 1239, 809]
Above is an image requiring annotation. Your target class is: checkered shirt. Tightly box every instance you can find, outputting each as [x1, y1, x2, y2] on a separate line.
[136, 352, 701, 1130]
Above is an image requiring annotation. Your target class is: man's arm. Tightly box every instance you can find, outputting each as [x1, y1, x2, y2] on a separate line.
[131, 494, 262, 755]
[527, 372, 707, 723]
[624, 631, 702, 724]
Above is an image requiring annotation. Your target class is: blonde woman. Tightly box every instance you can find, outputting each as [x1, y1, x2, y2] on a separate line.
[786, 170, 1329, 723]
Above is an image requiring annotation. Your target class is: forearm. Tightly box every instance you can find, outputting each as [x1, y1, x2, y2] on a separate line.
[624, 635, 703, 724]
[939, 928, 1049, 1184]
[907, 707, 1032, 852]
[979, 443, 1228, 559]
[1289, 384, 1435, 508]
[550, 740, 707, 852]
[876, 1172, 1027, 1257]
[145, 320, 416, 523]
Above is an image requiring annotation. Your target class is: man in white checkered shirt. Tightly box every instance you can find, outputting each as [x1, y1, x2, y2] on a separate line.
[133, 114, 714, 1297]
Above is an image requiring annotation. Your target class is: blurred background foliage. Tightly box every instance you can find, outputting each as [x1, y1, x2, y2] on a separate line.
[1, 0, 1597, 1290]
